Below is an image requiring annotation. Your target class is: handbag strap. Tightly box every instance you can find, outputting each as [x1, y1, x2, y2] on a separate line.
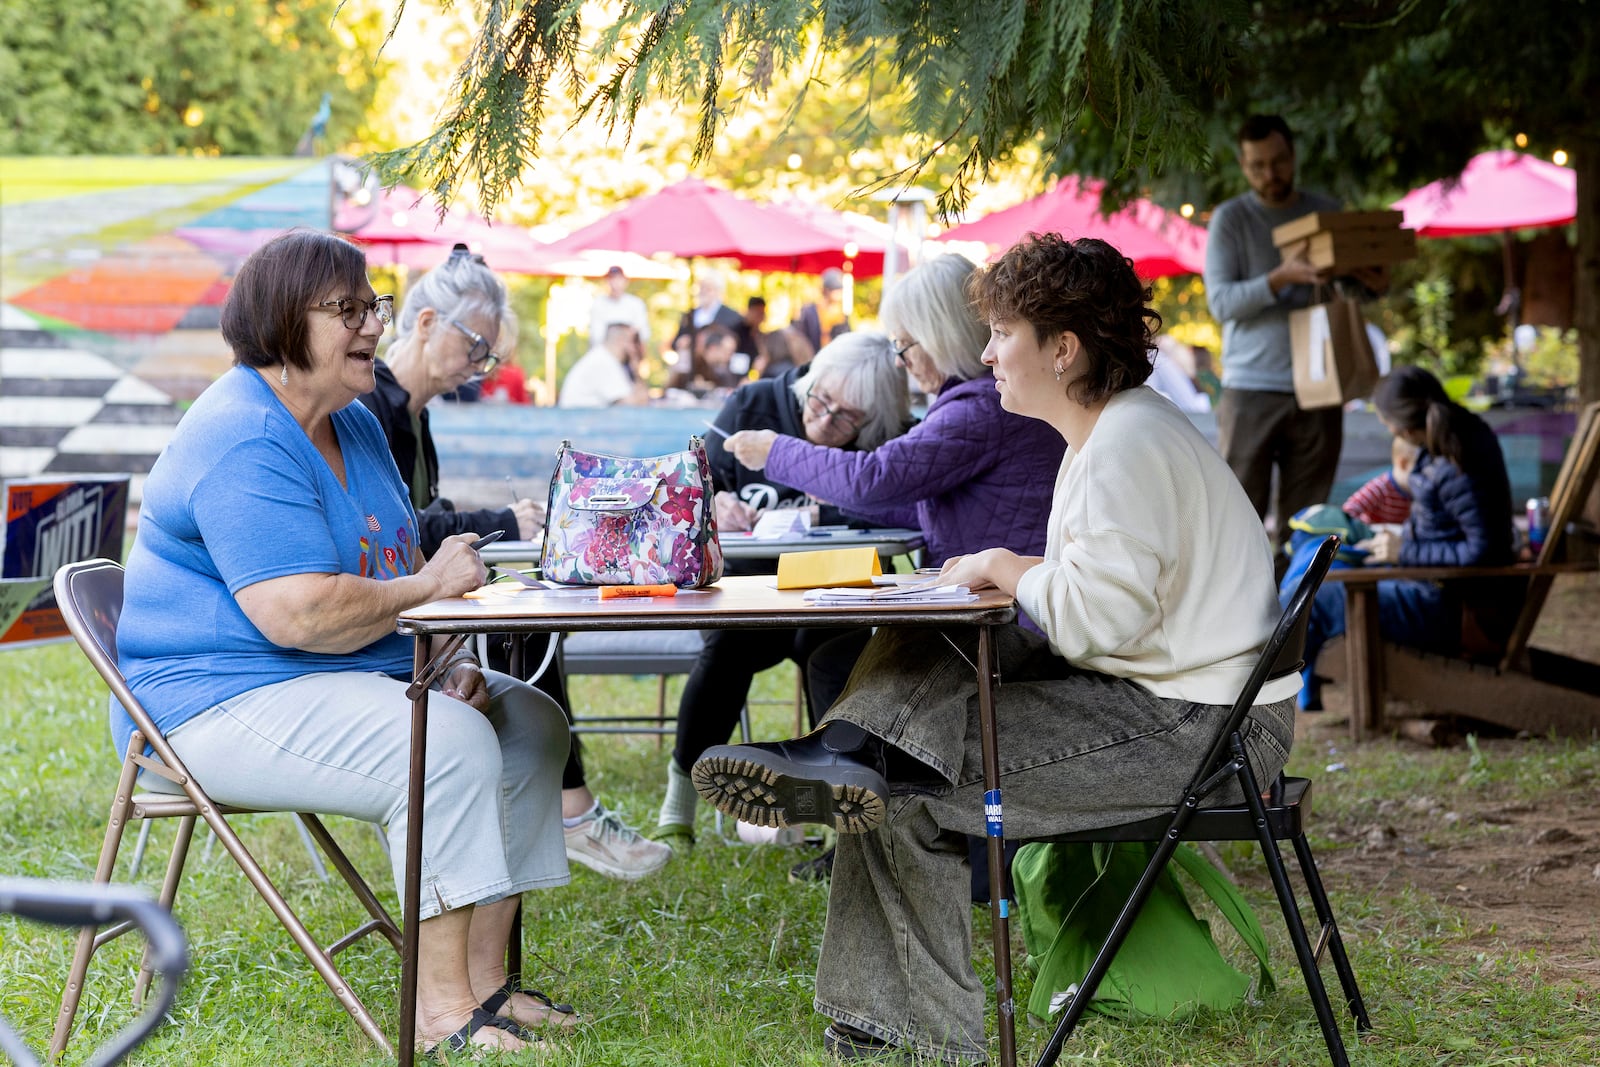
[1170, 844, 1276, 995]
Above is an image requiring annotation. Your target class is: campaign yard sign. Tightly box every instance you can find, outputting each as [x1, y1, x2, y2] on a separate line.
[2, 476, 129, 647]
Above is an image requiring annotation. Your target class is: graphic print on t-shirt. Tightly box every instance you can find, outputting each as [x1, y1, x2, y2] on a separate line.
[359, 523, 416, 579]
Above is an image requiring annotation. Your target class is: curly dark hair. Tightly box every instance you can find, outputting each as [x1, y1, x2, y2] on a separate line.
[968, 233, 1160, 406]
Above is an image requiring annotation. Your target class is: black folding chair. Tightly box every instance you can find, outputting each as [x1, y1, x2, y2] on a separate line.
[1018, 535, 1370, 1067]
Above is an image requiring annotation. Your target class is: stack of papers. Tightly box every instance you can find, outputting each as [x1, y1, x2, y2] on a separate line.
[803, 582, 977, 606]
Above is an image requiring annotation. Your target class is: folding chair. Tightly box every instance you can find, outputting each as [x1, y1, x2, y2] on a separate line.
[49, 559, 403, 1060]
[1019, 535, 1370, 1067]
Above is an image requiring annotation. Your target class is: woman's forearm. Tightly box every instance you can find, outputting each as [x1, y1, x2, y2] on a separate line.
[236, 571, 444, 653]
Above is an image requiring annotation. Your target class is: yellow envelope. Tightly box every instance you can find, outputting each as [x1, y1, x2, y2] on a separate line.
[776, 547, 882, 589]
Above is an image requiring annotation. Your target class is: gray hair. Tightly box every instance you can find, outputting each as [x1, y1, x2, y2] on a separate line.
[792, 331, 912, 450]
[393, 246, 508, 342]
[879, 253, 988, 382]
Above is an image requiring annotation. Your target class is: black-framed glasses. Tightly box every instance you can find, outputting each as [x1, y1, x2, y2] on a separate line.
[316, 295, 394, 330]
[804, 390, 865, 432]
[890, 337, 919, 367]
[448, 319, 501, 375]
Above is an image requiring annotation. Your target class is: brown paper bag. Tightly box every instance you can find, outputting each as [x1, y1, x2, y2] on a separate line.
[1289, 297, 1379, 409]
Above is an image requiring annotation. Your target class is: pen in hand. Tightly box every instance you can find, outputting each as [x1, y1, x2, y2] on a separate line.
[471, 529, 506, 550]
[505, 475, 520, 503]
[701, 420, 730, 439]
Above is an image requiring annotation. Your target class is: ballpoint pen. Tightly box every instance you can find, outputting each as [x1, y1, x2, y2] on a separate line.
[701, 420, 730, 438]
[472, 529, 506, 549]
[505, 475, 520, 503]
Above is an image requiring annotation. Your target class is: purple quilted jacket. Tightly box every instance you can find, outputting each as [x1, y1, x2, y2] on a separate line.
[763, 372, 1065, 565]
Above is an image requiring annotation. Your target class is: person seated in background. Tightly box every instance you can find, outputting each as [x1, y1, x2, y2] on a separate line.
[364, 248, 668, 880]
[478, 309, 531, 404]
[692, 234, 1298, 1064]
[1344, 435, 1420, 527]
[121, 230, 577, 1056]
[651, 333, 912, 854]
[559, 322, 649, 408]
[1293, 365, 1517, 708]
[757, 324, 817, 379]
[667, 323, 743, 396]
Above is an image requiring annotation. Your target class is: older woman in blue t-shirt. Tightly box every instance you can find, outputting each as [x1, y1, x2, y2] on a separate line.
[115, 231, 572, 1058]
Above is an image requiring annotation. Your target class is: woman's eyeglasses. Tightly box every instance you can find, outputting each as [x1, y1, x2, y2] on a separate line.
[890, 338, 919, 368]
[449, 320, 502, 375]
[317, 295, 394, 330]
[804, 390, 865, 432]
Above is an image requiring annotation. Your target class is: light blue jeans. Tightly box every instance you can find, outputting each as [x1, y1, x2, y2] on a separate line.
[152, 668, 571, 919]
[814, 625, 1295, 1063]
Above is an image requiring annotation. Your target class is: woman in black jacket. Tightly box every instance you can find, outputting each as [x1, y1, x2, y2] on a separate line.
[651, 332, 911, 851]
[1300, 365, 1516, 690]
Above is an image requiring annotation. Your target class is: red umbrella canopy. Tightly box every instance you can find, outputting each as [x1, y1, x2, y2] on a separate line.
[942, 176, 1207, 278]
[544, 178, 882, 275]
[1392, 150, 1576, 237]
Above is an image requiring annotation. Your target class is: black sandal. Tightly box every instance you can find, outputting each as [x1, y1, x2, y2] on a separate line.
[481, 980, 577, 1028]
[423, 1007, 536, 1061]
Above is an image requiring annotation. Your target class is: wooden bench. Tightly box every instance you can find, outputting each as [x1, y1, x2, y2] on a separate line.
[1322, 402, 1600, 739]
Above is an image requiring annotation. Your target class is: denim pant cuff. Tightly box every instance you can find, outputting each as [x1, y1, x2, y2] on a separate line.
[813, 999, 987, 1065]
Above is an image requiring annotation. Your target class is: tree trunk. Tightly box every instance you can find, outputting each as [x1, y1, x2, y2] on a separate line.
[1576, 136, 1600, 529]
[1576, 135, 1599, 408]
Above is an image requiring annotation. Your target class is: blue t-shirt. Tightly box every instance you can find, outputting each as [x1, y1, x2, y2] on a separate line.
[114, 366, 419, 756]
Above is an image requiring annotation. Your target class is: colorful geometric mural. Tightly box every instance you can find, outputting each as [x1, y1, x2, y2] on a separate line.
[1, 157, 336, 495]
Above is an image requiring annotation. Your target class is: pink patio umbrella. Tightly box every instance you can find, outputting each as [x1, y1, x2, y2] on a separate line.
[1392, 150, 1576, 236]
[335, 187, 560, 275]
[942, 176, 1208, 278]
[542, 178, 889, 276]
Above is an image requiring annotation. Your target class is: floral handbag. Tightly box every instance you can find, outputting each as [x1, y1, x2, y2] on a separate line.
[539, 438, 724, 587]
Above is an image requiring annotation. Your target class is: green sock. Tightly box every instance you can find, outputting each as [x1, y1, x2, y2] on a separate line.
[658, 760, 698, 828]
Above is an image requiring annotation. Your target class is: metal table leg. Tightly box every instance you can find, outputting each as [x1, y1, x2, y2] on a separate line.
[975, 625, 1015, 1067]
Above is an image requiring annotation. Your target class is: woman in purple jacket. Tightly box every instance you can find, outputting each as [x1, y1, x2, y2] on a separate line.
[725, 252, 1064, 883]
[724, 253, 1064, 567]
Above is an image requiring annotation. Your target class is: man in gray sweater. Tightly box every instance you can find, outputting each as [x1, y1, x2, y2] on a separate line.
[1204, 114, 1341, 551]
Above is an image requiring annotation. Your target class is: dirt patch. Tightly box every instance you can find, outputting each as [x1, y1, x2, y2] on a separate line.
[1298, 572, 1600, 987]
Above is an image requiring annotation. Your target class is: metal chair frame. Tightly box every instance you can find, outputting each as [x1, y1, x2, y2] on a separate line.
[50, 559, 403, 1060]
[1022, 536, 1371, 1067]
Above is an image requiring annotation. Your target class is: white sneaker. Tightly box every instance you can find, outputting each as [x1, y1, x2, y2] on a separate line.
[564, 805, 671, 880]
[735, 820, 806, 846]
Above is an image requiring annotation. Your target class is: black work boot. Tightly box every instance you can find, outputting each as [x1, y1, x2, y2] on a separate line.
[691, 721, 889, 834]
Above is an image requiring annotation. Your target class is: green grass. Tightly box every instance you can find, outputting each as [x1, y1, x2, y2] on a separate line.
[2, 641, 1597, 1065]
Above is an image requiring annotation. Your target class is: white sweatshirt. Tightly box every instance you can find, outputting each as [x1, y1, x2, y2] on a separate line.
[1015, 387, 1301, 706]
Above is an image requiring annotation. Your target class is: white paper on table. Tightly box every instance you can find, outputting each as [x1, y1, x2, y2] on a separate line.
[803, 582, 976, 606]
[750, 508, 812, 539]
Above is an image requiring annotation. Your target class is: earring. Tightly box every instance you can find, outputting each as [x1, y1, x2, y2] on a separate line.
[1053, 363, 1063, 382]
[280, 364, 289, 386]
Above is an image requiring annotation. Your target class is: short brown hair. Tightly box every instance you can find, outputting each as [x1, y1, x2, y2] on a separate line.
[221, 230, 371, 371]
[968, 233, 1160, 406]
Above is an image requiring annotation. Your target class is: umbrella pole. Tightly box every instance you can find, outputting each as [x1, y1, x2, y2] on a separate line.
[544, 289, 558, 405]
[1499, 228, 1523, 371]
